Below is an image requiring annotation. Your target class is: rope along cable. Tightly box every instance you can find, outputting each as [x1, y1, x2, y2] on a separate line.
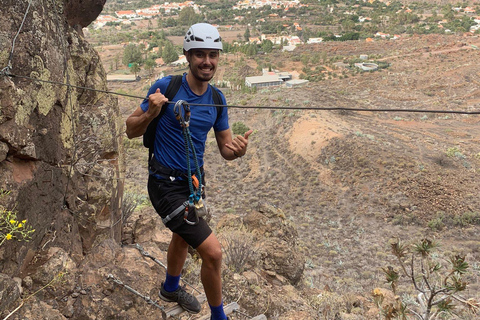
[0, 0, 32, 75]
[6, 73, 480, 115]
[174, 100, 204, 225]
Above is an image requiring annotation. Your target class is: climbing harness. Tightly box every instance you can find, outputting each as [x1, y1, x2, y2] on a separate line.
[173, 100, 208, 226]
[107, 274, 164, 311]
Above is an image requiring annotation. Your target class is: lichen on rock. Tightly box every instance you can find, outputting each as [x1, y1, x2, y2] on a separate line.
[0, 1, 122, 318]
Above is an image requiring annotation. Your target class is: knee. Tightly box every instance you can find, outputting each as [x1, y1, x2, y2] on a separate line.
[202, 246, 222, 267]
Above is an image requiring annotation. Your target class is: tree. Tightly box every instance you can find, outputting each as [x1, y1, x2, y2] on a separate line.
[122, 44, 143, 66]
[245, 43, 257, 56]
[162, 42, 179, 64]
[130, 63, 140, 78]
[444, 10, 455, 22]
[244, 26, 251, 42]
[301, 54, 310, 66]
[159, 17, 176, 28]
[114, 54, 120, 71]
[261, 39, 273, 53]
[380, 239, 479, 320]
[341, 19, 356, 32]
[144, 59, 156, 75]
[178, 7, 202, 26]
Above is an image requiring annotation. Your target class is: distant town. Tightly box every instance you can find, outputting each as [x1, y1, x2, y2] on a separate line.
[92, 0, 480, 49]
[91, 0, 480, 87]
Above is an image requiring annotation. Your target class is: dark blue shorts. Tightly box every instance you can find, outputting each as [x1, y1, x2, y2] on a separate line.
[147, 175, 212, 249]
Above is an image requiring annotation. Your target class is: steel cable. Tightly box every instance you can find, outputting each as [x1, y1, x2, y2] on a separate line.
[5, 73, 480, 115]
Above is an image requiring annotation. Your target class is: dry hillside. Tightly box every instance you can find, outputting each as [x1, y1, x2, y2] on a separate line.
[108, 33, 480, 319]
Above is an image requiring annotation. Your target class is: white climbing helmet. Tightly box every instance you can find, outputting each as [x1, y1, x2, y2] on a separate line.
[183, 23, 223, 52]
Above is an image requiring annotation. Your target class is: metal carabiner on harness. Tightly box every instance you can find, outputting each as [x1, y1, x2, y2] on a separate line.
[184, 196, 200, 225]
[173, 100, 190, 127]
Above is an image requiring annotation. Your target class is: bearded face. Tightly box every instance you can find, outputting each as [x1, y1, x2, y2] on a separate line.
[186, 49, 220, 82]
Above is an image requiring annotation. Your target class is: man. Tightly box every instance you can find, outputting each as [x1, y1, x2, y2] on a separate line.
[126, 23, 252, 320]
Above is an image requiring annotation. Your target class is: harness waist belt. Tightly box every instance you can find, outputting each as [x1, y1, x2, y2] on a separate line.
[149, 157, 203, 179]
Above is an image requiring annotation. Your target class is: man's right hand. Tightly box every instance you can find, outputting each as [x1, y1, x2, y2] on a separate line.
[125, 88, 168, 139]
[146, 88, 168, 119]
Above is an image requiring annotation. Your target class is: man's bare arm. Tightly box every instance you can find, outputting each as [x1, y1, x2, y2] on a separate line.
[215, 129, 253, 160]
[125, 89, 168, 139]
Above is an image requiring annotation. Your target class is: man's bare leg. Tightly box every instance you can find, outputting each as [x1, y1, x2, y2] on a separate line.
[160, 233, 201, 313]
[196, 233, 223, 306]
[167, 233, 189, 276]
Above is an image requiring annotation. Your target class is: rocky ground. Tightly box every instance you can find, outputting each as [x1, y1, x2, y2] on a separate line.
[114, 33, 480, 319]
[3, 31, 480, 320]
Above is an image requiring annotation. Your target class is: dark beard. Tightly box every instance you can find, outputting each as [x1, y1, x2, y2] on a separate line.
[190, 65, 214, 82]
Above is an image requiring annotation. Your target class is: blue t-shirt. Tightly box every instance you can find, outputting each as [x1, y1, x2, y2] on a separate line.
[140, 74, 229, 173]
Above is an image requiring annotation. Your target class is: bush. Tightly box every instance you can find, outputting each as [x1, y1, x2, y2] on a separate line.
[220, 230, 258, 273]
[381, 238, 478, 319]
[121, 192, 145, 224]
[231, 121, 250, 136]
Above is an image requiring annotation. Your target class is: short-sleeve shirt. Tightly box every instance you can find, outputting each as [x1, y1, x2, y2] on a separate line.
[140, 74, 229, 172]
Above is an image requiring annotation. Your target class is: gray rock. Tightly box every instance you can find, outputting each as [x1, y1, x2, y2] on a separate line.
[0, 142, 8, 161]
[22, 275, 33, 289]
[0, 273, 21, 313]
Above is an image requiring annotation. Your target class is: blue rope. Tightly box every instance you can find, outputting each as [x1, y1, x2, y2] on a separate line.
[183, 126, 202, 203]
[175, 101, 202, 204]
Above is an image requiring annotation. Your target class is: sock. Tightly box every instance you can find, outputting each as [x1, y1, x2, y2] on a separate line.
[163, 273, 180, 292]
[210, 302, 227, 320]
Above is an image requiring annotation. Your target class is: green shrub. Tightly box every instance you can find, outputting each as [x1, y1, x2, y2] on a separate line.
[382, 239, 475, 320]
[231, 121, 250, 136]
[427, 217, 445, 230]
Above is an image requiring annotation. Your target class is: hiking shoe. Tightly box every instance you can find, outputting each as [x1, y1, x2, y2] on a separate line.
[159, 282, 201, 313]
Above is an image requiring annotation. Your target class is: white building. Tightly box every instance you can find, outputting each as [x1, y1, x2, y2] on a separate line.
[286, 79, 309, 88]
[245, 71, 293, 88]
[245, 75, 284, 88]
[171, 55, 188, 66]
[115, 10, 138, 19]
[307, 38, 323, 44]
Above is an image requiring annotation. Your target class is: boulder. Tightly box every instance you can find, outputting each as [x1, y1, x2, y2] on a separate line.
[64, 0, 107, 29]
[0, 273, 21, 316]
[242, 203, 305, 285]
[0, 0, 122, 276]
[6, 297, 66, 320]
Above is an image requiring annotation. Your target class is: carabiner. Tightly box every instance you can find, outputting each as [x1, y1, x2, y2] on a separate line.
[184, 197, 200, 226]
[173, 100, 191, 127]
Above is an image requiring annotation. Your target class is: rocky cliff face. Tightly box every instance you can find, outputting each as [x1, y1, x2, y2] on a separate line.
[0, 0, 121, 312]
